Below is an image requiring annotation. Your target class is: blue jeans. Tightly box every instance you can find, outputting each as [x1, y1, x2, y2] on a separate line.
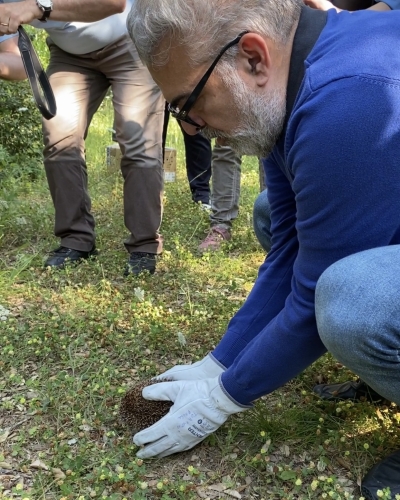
[316, 245, 400, 406]
[253, 189, 400, 405]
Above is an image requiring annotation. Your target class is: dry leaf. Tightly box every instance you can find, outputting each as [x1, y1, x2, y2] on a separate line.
[79, 424, 93, 432]
[281, 444, 290, 456]
[0, 430, 10, 443]
[208, 483, 227, 492]
[0, 462, 13, 470]
[225, 489, 242, 499]
[30, 459, 49, 471]
[52, 468, 66, 480]
[335, 457, 351, 470]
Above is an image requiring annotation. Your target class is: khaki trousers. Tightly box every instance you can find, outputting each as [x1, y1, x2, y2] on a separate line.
[42, 35, 164, 254]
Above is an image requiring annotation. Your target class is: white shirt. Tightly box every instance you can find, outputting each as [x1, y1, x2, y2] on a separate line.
[1, 0, 134, 54]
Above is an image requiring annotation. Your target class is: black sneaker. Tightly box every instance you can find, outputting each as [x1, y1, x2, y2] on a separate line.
[124, 252, 156, 276]
[361, 450, 400, 499]
[313, 380, 384, 403]
[44, 246, 97, 269]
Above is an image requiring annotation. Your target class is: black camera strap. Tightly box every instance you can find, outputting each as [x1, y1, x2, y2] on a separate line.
[17, 26, 56, 120]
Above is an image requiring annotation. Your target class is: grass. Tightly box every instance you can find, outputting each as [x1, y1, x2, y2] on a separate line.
[1, 96, 400, 500]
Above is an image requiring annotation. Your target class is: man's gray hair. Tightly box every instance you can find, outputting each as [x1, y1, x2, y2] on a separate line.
[128, 0, 303, 67]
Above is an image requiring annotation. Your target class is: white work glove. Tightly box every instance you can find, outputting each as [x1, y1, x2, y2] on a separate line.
[133, 376, 251, 458]
[157, 353, 226, 381]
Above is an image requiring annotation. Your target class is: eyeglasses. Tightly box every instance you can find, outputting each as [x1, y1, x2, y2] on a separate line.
[168, 31, 249, 129]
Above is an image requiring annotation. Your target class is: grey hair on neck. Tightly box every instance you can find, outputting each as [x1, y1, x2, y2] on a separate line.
[127, 0, 303, 68]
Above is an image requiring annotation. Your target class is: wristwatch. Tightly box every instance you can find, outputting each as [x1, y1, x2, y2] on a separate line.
[36, 0, 53, 22]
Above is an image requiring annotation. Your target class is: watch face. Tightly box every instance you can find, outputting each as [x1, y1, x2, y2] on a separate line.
[39, 0, 53, 8]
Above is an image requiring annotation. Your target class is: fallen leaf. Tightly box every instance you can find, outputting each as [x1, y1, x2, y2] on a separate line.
[0, 462, 13, 470]
[0, 430, 10, 443]
[208, 483, 227, 492]
[30, 459, 48, 471]
[281, 444, 290, 456]
[225, 490, 242, 499]
[335, 457, 351, 470]
[52, 468, 66, 480]
[79, 424, 93, 432]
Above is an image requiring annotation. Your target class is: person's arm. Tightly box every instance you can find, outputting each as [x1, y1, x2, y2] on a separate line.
[304, 0, 391, 11]
[0, 0, 126, 35]
[0, 35, 25, 81]
[220, 75, 400, 405]
[132, 74, 400, 458]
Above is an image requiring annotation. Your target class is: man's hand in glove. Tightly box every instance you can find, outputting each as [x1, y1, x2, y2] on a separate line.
[133, 376, 251, 459]
[157, 353, 225, 381]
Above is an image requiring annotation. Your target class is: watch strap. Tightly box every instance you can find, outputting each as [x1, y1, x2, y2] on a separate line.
[36, 0, 52, 22]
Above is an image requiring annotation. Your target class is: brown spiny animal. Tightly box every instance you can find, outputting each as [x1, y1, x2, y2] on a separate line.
[119, 378, 173, 432]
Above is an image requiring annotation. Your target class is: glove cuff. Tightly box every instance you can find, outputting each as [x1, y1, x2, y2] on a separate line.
[206, 353, 226, 377]
[210, 376, 252, 414]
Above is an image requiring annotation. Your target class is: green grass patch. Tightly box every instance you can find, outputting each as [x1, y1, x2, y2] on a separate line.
[0, 103, 399, 500]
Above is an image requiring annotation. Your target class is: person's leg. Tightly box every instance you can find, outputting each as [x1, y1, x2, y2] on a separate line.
[316, 245, 400, 403]
[198, 145, 241, 252]
[43, 40, 109, 265]
[252, 188, 271, 253]
[104, 36, 164, 273]
[180, 125, 212, 205]
[315, 245, 400, 496]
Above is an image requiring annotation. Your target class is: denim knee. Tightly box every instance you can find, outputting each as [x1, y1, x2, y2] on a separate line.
[253, 189, 272, 253]
[315, 247, 400, 404]
[315, 258, 361, 360]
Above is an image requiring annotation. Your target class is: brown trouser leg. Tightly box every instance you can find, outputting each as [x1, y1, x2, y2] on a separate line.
[42, 35, 164, 254]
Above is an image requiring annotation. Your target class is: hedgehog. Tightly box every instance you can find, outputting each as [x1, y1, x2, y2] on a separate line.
[119, 378, 173, 432]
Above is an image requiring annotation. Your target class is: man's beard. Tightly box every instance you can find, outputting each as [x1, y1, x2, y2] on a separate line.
[201, 66, 286, 158]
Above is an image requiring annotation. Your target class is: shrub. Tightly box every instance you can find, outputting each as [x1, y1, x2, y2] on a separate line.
[0, 80, 44, 180]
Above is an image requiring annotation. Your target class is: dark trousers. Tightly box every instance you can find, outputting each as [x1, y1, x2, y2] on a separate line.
[163, 106, 212, 204]
[43, 36, 164, 254]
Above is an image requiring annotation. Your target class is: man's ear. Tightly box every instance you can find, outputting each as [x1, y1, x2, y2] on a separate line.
[237, 33, 270, 87]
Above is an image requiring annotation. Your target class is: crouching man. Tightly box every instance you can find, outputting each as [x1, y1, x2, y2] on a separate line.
[127, 0, 400, 497]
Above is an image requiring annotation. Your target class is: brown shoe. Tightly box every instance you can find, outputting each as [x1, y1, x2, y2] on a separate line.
[198, 225, 231, 253]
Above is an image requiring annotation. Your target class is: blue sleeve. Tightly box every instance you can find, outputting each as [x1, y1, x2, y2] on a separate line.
[212, 154, 299, 367]
[377, 0, 400, 9]
[218, 75, 400, 405]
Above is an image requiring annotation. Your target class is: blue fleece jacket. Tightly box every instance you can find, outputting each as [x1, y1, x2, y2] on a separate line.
[214, 7, 400, 405]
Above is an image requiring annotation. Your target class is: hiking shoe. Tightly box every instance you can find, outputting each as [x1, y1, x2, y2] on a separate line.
[361, 449, 400, 499]
[44, 246, 97, 269]
[124, 252, 156, 276]
[198, 225, 231, 253]
[313, 380, 384, 403]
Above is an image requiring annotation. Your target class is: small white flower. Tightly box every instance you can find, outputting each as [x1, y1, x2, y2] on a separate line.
[17, 107, 28, 112]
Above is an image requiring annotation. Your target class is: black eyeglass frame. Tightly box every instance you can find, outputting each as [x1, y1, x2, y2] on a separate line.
[168, 30, 249, 128]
